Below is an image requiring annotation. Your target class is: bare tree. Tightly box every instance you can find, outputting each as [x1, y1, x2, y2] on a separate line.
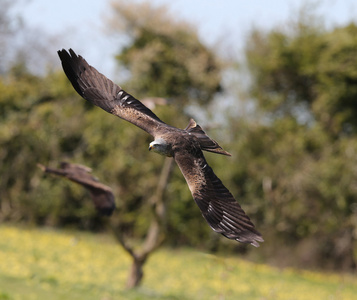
[110, 157, 174, 288]
[39, 157, 173, 288]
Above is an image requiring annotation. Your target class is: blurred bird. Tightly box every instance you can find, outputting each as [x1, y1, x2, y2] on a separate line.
[38, 162, 115, 216]
[57, 48, 263, 247]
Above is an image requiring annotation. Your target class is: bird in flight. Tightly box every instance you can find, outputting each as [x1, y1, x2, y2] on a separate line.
[38, 162, 115, 216]
[57, 49, 263, 247]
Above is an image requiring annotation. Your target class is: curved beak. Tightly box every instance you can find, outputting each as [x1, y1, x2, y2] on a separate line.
[149, 145, 153, 151]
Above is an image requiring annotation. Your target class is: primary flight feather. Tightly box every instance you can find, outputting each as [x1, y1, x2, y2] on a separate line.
[58, 48, 263, 247]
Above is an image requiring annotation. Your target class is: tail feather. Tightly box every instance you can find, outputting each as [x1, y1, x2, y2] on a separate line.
[185, 119, 231, 156]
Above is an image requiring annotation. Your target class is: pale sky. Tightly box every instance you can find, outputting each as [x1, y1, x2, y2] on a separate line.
[13, 0, 357, 77]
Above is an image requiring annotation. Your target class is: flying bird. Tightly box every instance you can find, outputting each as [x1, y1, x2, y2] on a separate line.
[38, 162, 115, 216]
[57, 48, 263, 247]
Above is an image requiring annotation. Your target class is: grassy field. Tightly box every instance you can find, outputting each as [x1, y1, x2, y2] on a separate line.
[0, 225, 356, 300]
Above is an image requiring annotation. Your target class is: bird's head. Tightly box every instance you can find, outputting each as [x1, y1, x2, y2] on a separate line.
[149, 138, 173, 157]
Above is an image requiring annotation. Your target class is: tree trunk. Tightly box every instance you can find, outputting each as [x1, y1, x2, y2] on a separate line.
[126, 255, 146, 289]
[111, 157, 175, 289]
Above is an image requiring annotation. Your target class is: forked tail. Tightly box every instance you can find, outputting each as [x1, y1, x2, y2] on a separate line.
[184, 119, 231, 156]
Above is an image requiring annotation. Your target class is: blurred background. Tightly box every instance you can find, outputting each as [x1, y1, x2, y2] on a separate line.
[1, 0, 357, 286]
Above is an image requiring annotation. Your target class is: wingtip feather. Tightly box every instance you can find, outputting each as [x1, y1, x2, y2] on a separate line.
[249, 236, 264, 247]
[241, 233, 264, 247]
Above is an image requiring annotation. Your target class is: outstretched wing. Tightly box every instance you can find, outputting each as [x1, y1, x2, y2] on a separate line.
[57, 48, 168, 137]
[39, 163, 115, 216]
[173, 151, 263, 247]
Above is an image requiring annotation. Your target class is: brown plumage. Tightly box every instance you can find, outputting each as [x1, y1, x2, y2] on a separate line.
[57, 48, 263, 247]
[38, 162, 115, 216]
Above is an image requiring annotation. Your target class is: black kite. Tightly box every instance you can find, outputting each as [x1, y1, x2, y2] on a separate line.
[57, 49, 263, 247]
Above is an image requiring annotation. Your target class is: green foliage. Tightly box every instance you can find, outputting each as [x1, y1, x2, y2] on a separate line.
[236, 16, 357, 270]
[0, 67, 98, 226]
[246, 21, 357, 135]
[110, 1, 222, 105]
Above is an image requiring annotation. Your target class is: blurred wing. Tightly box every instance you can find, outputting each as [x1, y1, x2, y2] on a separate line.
[58, 48, 167, 137]
[63, 171, 116, 216]
[174, 150, 263, 247]
[85, 185, 116, 216]
[41, 164, 115, 216]
[60, 161, 92, 173]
